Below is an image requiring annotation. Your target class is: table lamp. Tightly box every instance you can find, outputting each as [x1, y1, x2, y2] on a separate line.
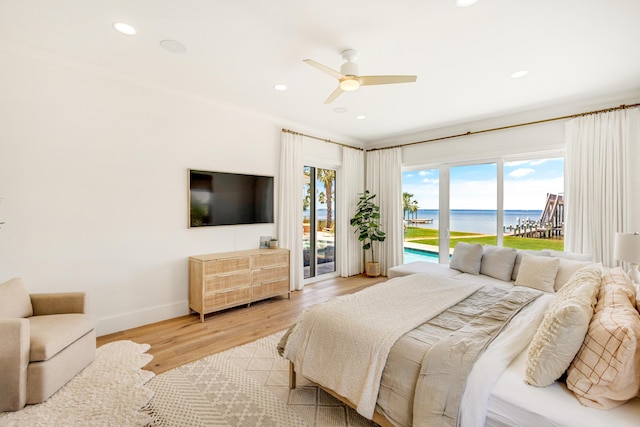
[613, 232, 640, 284]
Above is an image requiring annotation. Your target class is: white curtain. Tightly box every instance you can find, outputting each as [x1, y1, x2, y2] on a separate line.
[365, 147, 404, 275]
[337, 146, 365, 276]
[278, 131, 304, 290]
[565, 107, 640, 267]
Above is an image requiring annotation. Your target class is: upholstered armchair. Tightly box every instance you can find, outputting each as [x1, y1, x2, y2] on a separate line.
[0, 278, 96, 411]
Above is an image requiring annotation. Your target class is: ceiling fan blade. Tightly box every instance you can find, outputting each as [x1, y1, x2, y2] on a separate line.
[304, 59, 344, 80]
[324, 86, 344, 104]
[359, 75, 417, 86]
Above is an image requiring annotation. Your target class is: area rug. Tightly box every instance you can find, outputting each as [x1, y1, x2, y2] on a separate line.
[0, 340, 154, 427]
[144, 330, 377, 427]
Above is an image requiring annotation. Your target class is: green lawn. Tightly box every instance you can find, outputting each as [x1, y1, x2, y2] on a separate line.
[405, 227, 564, 251]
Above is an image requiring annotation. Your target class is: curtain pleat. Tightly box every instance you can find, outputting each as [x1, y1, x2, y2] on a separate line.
[278, 132, 304, 290]
[365, 148, 404, 275]
[565, 108, 639, 266]
[337, 147, 365, 276]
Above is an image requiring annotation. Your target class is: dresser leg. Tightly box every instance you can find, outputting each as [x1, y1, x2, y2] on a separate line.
[289, 361, 297, 389]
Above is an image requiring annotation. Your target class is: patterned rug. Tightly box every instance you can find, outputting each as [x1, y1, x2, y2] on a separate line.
[0, 340, 155, 427]
[144, 330, 377, 427]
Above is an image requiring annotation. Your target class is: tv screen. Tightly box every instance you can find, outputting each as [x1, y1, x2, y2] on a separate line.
[188, 169, 274, 227]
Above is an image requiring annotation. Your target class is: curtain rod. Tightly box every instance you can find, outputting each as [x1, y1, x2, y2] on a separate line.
[367, 102, 640, 152]
[281, 128, 364, 151]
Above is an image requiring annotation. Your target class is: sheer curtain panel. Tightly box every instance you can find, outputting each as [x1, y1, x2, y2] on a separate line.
[278, 131, 304, 290]
[365, 147, 404, 275]
[337, 146, 365, 276]
[565, 107, 640, 266]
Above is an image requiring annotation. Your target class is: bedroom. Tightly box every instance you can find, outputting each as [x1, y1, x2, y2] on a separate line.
[0, 0, 639, 424]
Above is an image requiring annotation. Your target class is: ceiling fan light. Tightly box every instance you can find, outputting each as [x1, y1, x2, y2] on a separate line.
[340, 79, 360, 91]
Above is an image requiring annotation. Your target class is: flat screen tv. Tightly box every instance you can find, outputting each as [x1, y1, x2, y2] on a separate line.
[188, 169, 274, 227]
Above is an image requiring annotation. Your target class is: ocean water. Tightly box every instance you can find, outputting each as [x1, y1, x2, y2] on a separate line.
[308, 209, 542, 235]
[406, 209, 543, 235]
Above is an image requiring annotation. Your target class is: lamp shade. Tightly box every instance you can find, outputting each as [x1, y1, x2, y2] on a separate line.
[613, 232, 640, 263]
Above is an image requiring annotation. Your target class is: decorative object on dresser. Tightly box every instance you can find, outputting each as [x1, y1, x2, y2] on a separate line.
[189, 248, 290, 322]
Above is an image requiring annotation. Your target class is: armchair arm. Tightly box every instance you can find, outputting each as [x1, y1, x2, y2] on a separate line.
[30, 292, 86, 315]
[0, 318, 30, 411]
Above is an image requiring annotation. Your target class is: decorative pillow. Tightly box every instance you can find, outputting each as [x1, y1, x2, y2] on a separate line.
[480, 245, 517, 281]
[543, 249, 594, 262]
[514, 254, 560, 292]
[512, 249, 547, 281]
[554, 259, 594, 291]
[566, 268, 640, 409]
[0, 277, 33, 318]
[525, 265, 602, 386]
[449, 242, 483, 275]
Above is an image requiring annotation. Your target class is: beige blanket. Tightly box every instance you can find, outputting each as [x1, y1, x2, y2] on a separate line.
[283, 274, 481, 418]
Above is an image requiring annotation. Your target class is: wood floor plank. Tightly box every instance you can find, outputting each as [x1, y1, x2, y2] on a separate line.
[96, 274, 386, 374]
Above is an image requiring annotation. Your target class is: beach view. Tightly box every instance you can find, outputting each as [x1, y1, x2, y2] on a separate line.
[403, 158, 565, 263]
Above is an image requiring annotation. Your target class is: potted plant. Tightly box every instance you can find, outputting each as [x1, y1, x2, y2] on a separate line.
[350, 190, 386, 277]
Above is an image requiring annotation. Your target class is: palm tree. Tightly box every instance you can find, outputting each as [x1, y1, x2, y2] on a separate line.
[409, 200, 419, 219]
[317, 169, 335, 230]
[402, 192, 414, 220]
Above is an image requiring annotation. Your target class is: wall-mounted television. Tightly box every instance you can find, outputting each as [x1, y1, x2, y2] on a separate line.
[188, 169, 274, 227]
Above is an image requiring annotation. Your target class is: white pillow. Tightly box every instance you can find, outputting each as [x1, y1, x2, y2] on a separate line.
[543, 249, 594, 262]
[525, 265, 602, 387]
[514, 254, 560, 292]
[449, 242, 483, 275]
[512, 250, 547, 281]
[480, 245, 517, 282]
[554, 259, 595, 291]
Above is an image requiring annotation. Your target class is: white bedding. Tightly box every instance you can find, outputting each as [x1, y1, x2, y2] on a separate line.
[486, 349, 640, 427]
[284, 274, 481, 419]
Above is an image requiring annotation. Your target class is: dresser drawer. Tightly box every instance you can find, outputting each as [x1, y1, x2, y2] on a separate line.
[205, 272, 251, 292]
[204, 287, 251, 309]
[252, 266, 289, 284]
[252, 278, 289, 300]
[252, 251, 288, 269]
[204, 257, 250, 275]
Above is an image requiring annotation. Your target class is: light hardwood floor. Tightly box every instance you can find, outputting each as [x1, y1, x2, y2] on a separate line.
[96, 274, 386, 374]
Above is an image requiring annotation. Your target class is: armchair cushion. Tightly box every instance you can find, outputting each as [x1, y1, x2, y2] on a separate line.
[30, 292, 85, 316]
[28, 314, 96, 362]
[0, 278, 33, 318]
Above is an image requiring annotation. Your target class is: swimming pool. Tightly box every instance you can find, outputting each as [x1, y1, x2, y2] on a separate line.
[403, 247, 439, 264]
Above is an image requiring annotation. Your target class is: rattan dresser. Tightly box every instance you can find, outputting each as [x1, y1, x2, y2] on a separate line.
[188, 248, 290, 322]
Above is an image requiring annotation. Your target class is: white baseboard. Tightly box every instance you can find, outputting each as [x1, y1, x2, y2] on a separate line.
[96, 300, 190, 337]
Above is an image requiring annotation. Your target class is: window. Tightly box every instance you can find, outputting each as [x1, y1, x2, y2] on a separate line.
[402, 155, 564, 263]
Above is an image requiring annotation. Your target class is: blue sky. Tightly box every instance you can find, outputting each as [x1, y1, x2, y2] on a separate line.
[402, 157, 564, 210]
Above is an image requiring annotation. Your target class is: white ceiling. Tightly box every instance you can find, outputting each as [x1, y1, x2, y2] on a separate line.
[1, 0, 639, 146]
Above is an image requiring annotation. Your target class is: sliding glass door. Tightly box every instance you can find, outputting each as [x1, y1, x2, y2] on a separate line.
[303, 166, 336, 279]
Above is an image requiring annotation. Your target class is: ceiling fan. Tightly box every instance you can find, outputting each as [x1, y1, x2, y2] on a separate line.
[303, 49, 417, 104]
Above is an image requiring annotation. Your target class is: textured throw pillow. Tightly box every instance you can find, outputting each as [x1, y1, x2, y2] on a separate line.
[449, 242, 483, 275]
[554, 259, 594, 291]
[512, 249, 547, 281]
[514, 254, 560, 292]
[566, 268, 640, 409]
[480, 245, 517, 281]
[525, 265, 602, 387]
[0, 277, 33, 318]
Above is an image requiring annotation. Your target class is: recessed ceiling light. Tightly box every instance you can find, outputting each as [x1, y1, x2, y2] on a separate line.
[160, 39, 187, 53]
[356, 115, 366, 120]
[273, 84, 287, 91]
[456, 0, 479, 7]
[333, 107, 348, 114]
[113, 22, 136, 35]
[510, 70, 529, 79]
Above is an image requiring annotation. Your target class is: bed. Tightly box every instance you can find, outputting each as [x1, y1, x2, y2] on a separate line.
[278, 244, 640, 426]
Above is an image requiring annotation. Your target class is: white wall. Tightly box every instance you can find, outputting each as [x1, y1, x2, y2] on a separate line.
[0, 44, 346, 335]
